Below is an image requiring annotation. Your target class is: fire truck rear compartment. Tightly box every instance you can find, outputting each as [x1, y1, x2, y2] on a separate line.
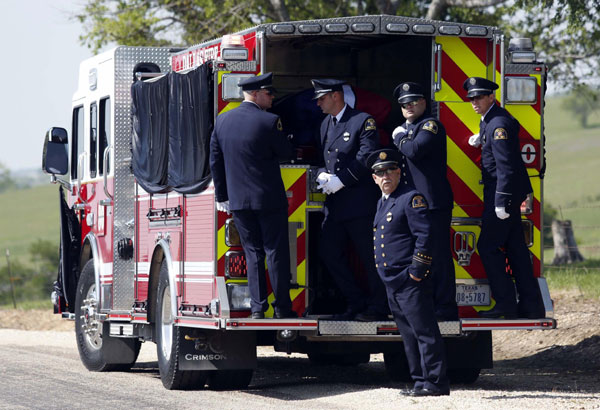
[267, 35, 433, 316]
[266, 34, 433, 134]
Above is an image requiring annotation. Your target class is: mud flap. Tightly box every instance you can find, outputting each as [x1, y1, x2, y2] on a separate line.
[178, 330, 257, 371]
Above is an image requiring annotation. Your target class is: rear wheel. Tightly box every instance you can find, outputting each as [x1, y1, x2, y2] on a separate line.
[75, 259, 140, 371]
[207, 369, 254, 390]
[383, 351, 412, 382]
[156, 260, 208, 390]
[308, 352, 370, 366]
[448, 367, 481, 384]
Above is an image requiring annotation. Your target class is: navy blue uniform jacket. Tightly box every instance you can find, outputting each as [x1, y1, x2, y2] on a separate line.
[209, 101, 293, 210]
[394, 115, 453, 210]
[480, 104, 533, 208]
[373, 184, 433, 291]
[318, 106, 380, 221]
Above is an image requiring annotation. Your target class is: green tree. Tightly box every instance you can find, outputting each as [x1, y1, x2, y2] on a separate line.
[560, 85, 599, 128]
[0, 163, 16, 194]
[74, 0, 600, 87]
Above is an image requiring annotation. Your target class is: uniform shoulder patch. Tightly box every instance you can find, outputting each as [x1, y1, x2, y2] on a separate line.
[365, 118, 377, 131]
[277, 118, 283, 131]
[422, 120, 438, 134]
[411, 195, 428, 209]
[493, 128, 507, 140]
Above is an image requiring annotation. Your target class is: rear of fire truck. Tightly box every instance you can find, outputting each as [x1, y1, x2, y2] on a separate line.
[42, 15, 555, 390]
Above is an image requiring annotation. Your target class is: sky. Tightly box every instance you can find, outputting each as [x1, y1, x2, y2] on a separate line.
[0, 0, 91, 172]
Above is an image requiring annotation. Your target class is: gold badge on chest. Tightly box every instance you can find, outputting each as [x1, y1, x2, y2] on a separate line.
[386, 212, 393, 222]
[343, 131, 350, 141]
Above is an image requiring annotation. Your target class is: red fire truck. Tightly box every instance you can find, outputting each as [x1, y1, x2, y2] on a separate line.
[42, 15, 555, 390]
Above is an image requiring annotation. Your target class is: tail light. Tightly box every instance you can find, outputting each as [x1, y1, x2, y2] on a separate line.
[225, 251, 247, 278]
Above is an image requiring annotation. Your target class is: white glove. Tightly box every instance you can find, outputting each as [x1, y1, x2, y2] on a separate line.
[316, 172, 331, 190]
[468, 133, 481, 148]
[495, 206, 509, 220]
[392, 126, 407, 140]
[216, 201, 231, 214]
[322, 175, 344, 195]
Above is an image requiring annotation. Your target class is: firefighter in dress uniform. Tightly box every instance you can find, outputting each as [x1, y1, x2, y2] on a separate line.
[209, 72, 296, 319]
[312, 78, 388, 321]
[391, 82, 458, 321]
[463, 77, 545, 319]
[368, 149, 449, 397]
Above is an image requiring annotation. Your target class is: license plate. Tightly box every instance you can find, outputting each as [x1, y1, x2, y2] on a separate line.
[455, 284, 490, 306]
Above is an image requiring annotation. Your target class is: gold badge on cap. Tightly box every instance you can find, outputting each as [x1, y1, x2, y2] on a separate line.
[365, 118, 376, 131]
[343, 131, 350, 141]
[402, 83, 410, 91]
[386, 212, 393, 222]
[379, 151, 387, 160]
[469, 78, 476, 85]
[493, 128, 508, 140]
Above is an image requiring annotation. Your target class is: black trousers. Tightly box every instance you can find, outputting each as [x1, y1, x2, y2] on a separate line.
[477, 202, 544, 314]
[430, 209, 458, 320]
[386, 271, 449, 392]
[319, 215, 387, 313]
[233, 208, 292, 314]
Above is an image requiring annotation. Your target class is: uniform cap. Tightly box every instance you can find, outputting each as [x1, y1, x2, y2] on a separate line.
[239, 72, 276, 92]
[393, 82, 425, 104]
[311, 78, 346, 100]
[462, 77, 499, 98]
[367, 149, 402, 171]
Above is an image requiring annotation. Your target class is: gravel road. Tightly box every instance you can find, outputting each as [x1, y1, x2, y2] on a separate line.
[1, 290, 599, 409]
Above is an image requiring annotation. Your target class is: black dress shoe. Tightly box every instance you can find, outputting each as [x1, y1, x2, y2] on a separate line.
[332, 305, 364, 320]
[399, 388, 419, 396]
[410, 388, 450, 397]
[251, 312, 265, 319]
[355, 309, 389, 322]
[518, 310, 546, 319]
[479, 307, 517, 319]
[274, 309, 297, 319]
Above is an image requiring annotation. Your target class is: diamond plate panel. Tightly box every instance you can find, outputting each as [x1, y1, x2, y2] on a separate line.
[112, 47, 171, 311]
[318, 320, 460, 336]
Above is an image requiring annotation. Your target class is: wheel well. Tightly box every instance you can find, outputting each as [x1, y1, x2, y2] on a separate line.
[80, 241, 93, 271]
[147, 247, 165, 325]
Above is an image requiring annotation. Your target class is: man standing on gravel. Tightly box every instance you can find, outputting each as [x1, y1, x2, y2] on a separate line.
[368, 148, 449, 397]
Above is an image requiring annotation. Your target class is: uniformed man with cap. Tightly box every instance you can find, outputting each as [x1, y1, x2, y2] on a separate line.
[463, 76, 545, 319]
[312, 78, 388, 321]
[391, 82, 457, 321]
[209, 72, 296, 320]
[368, 148, 449, 397]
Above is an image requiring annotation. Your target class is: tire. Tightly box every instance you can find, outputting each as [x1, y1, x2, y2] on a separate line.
[308, 352, 370, 366]
[448, 367, 481, 384]
[207, 369, 254, 390]
[383, 351, 413, 382]
[156, 260, 208, 390]
[75, 259, 140, 371]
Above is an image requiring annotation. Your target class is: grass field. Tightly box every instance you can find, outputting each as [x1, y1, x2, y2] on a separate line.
[0, 183, 60, 268]
[543, 94, 600, 260]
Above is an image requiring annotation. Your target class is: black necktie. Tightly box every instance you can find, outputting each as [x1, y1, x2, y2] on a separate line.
[332, 117, 337, 126]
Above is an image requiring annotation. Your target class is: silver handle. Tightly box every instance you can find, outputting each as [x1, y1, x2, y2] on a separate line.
[102, 146, 113, 202]
[76, 152, 87, 204]
[435, 43, 443, 92]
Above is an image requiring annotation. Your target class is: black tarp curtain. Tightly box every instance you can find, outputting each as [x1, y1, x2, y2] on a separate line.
[131, 64, 213, 194]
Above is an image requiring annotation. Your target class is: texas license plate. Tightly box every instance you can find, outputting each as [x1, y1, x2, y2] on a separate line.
[455, 284, 490, 306]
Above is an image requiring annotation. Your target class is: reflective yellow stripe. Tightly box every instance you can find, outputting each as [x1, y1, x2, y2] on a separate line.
[436, 37, 488, 102]
[447, 139, 484, 201]
[217, 225, 229, 261]
[506, 105, 541, 139]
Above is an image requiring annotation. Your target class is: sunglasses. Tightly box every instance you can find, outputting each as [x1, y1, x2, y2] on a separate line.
[400, 100, 420, 109]
[373, 166, 399, 177]
[468, 94, 489, 101]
